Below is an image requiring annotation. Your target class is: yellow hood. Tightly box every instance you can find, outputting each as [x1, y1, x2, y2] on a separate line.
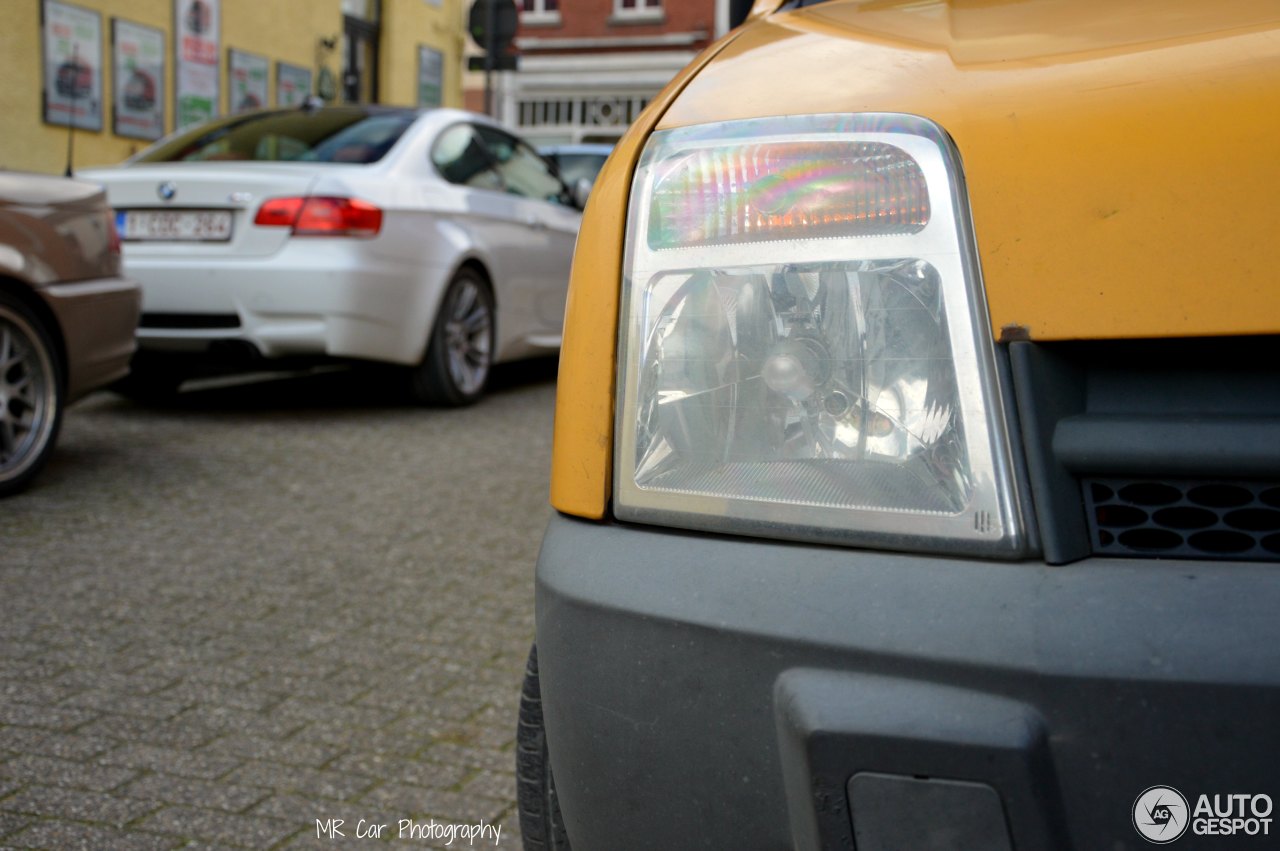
[662, 0, 1280, 341]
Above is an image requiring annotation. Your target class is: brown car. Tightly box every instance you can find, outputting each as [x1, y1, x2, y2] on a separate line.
[0, 171, 140, 496]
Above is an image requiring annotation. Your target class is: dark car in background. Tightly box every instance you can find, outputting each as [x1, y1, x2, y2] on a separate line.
[538, 144, 612, 194]
[0, 172, 140, 496]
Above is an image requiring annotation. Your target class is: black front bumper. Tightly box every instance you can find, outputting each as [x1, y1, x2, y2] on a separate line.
[535, 512, 1280, 850]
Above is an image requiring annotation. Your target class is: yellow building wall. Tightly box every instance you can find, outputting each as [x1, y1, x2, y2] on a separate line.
[219, 0, 344, 115]
[0, 0, 463, 175]
[379, 0, 465, 109]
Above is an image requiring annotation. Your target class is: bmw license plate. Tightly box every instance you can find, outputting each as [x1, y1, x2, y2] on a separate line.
[118, 209, 233, 241]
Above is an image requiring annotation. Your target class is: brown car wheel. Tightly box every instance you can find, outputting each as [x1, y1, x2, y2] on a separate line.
[0, 291, 63, 497]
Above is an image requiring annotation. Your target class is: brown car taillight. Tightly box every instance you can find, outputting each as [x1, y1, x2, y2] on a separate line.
[105, 210, 121, 256]
[253, 196, 383, 238]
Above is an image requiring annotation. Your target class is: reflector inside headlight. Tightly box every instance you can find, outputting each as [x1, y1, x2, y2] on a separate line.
[615, 115, 1025, 556]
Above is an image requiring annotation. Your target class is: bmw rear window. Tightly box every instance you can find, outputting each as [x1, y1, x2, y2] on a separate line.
[132, 109, 417, 164]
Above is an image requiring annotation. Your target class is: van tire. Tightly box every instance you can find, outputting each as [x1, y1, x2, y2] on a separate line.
[516, 644, 572, 851]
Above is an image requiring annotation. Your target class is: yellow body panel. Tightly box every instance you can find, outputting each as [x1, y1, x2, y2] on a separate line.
[551, 0, 1280, 518]
[549, 40, 742, 519]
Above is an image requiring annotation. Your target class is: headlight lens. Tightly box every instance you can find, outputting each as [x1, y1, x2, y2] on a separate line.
[614, 115, 1025, 556]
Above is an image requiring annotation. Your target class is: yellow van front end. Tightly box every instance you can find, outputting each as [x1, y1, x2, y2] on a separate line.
[522, 2, 1280, 849]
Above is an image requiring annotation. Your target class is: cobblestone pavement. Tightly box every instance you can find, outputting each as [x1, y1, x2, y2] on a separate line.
[0, 362, 560, 849]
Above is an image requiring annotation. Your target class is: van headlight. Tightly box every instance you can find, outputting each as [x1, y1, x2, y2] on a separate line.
[613, 114, 1026, 556]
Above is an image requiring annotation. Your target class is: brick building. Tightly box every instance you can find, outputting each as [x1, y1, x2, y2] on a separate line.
[469, 0, 742, 146]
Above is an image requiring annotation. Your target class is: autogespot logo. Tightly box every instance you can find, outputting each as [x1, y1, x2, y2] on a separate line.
[1134, 786, 1190, 844]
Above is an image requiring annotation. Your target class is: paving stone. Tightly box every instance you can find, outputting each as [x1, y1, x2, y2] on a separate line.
[242, 676, 370, 707]
[224, 763, 375, 802]
[0, 643, 54, 662]
[139, 805, 296, 848]
[53, 669, 180, 696]
[254, 798, 404, 842]
[0, 660, 68, 682]
[75, 714, 161, 743]
[0, 729, 114, 763]
[4, 820, 178, 850]
[155, 683, 283, 715]
[99, 744, 241, 781]
[419, 744, 513, 775]
[37, 647, 156, 675]
[120, 774, 267, 814]
[270, 701, 399, 732]
[327, 754, 471, 791]
[2, 784, 160, 828]
[0, 755, 138, 793]
[0, 371, 556, 851]
[64, 692, 190, 721]
[359, 783, 506, 824]
[140, 669, 261, 694]
[460, 770, 517, 804]
[0, 681, 85, 707]
[0, 704, 98, 733]
[250, 793, 386, 825]
[0, 812, 33, 840]
[199, 735, 339, 770]
[134, 718, 229, 751]
[176, 707, 308, 743]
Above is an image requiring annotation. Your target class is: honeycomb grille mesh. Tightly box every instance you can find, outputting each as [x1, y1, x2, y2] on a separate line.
[1085, 479, 1280, 561]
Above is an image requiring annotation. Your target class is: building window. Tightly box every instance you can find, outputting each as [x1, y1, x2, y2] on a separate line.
[616, 0, 662, 14]
[521, 0, 560, 25]
[341, 0, 380, 22]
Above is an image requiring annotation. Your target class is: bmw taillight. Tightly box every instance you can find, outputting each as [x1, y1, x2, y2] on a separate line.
[253, 197, 383, 238]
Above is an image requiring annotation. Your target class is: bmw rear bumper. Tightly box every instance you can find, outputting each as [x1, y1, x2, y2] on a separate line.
[124, 241, 451, 365]
[535, 512, 1280, 850]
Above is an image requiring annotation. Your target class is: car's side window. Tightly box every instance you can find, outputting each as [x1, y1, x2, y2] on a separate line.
[431, 124, 505, 192]
[475, 126, 570, 206]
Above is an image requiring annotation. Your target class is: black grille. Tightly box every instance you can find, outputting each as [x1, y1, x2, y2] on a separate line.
[140, 313, 240, 329]
[1085, 478, 1280, 561]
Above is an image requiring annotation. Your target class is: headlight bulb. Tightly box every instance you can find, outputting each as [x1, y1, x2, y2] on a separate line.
[761, 338, 829, 402]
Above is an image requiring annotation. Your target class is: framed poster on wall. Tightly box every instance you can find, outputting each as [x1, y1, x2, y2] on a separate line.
[417, 45, 443, 108]
[42, 0, 104, 131]
[112, 19, 165, 140]
[174, 0, 220, 129]
[276, 62, 312, 108]
[228, 49, 268, 112]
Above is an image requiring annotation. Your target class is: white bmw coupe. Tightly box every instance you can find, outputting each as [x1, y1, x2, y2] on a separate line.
[80, 105, 583, 405]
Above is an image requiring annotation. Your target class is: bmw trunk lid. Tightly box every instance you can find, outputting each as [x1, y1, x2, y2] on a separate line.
[77, 163, 321, 258]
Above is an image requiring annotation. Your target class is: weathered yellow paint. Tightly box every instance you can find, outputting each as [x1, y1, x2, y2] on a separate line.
[0, 0, 462, 175]
[661, 0, 1280, 342]
[550, 0, 1280, 517]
